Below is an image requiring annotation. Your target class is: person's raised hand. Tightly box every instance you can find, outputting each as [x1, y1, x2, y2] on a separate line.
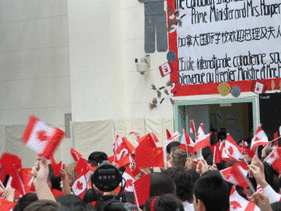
[252, 192, 273, 211]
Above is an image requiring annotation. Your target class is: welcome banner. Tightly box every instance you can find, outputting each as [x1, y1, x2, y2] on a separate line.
[168, 0, 281, 96]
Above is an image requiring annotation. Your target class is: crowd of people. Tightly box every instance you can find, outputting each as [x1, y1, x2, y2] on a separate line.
[0, 129, 281, 211]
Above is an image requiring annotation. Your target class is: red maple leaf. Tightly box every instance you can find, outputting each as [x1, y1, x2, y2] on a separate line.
[37, 130, 49, 142]
[126, 179, 133, 187]
[253, 137, 261, 142]
[256, 86, 260, 92]
[270, 152, 276, 159]
[76, 181, 84, 190]
[228, 146, 234, 155]
[230, 200, 242, 209]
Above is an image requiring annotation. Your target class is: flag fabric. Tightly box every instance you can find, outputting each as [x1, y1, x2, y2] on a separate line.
[264, 147, 281, 174]
[166, 130, 180, 144]
[74, 158, 90, 177]
[220, 143, 232, 162]
[21, 168, 35, 193]
[229, 186, 260, 211]
[73, 157, 92, 198]
[274, 131, 278, 146]
[166, 129, 172, 140]
[0, 198, 16, 211]
[115, 141, 129, 162]
[224, 134, 244, 161]
[220, 162, 251, 188]
[116, 154, 130, 168]
[250, 126, 269, 149]
[179, 129, 194, 153]
[190, 120, 196, 134]
[129, 131, 140, 140]
[252, 81, 265, 94]
[133, 173, 150, 206]
[72, 175, 87, 199]
[159, 62, 172, 77]
[70, 148, 82, 162]
[135, 146, 165, 168]
[193, 124, 212, 152]
[242, 141, 248, 149]
[150, 132, 160, 143]
[22, 115, 65, 159]
[0, 180, 6, 199]
[121, 168, 135, 192]
[50, 156, 65, 177]
[0, 153, 25, 195]
[52, 189, 64, 197]
[129, 155, 141, 177]
[135, 133, 164, 168]
[213, 142, 223, 164]
[121, 137, 135, 154]
[136, 133, 157, 148]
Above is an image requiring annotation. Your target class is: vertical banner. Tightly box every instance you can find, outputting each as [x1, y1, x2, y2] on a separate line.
[168, 0, 281, 96]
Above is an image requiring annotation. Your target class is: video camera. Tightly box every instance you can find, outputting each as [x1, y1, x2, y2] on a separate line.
[91, 161, 138, 211]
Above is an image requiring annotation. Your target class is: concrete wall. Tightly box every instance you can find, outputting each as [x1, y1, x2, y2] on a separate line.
[68, 0, 125, 122]
[0, 0, 71, 126]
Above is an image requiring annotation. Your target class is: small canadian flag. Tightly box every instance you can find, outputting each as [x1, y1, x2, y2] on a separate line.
[179, 129, 195, 153]
[193, 124, 212, 152]
[72, 175, 87, 198]
[190, 120, 196, 134]
[159, 62, 172, 77]
[250, 126, 269, 150]
[229, 186, 260, 211]
[22, 116, 65, 159]
[252, 81, 265, 94]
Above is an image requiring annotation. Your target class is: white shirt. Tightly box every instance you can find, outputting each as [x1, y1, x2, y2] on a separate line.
[182, 201, 194, 211]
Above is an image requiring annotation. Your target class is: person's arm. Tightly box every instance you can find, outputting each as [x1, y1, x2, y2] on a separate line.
[249, 164, 281, 204]
[60, 169, 72, 194]
[32, 158, 56, 201]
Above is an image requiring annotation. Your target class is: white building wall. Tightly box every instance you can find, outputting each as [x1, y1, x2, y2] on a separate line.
[68, 0, 125, 122]
[0, 0, 71, 126]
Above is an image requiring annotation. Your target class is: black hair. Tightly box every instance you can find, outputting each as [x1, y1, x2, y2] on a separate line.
[83, 189, 102, 204]
[144, 194, 184, 211]
[86, 203, 97, 211]
[88, 152, 108, 166]
[150, 172, 176, 197]
[271, 201, 281, 211]
[48, 164, 62, 191]
[56, 194, 86, 209]
[218, 132, 226, 141]
[263, 161, 280, 193]
[186, 168, 200, 186]
[194, 170, 229, 211]
[13, 192, 38, 211]
[163, 167, 193, 202]
[23, 200, 59, 211]
[166, 141, 180, 154]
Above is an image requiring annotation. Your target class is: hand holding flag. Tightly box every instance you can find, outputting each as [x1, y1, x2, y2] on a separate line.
[190, 120, 196, 134]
